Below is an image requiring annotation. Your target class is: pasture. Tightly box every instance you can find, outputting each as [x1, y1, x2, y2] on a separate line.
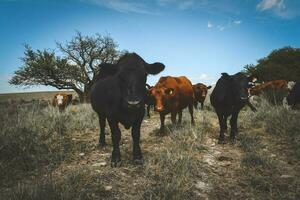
[0, 92, 299, 200]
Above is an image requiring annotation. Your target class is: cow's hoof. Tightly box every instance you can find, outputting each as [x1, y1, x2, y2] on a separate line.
[159, 130, 165, 136]
[133, 158, 144, 165]
[111, 160, 122, 167]
[230, 138, 236, 145]
[218, 139, 225, 144]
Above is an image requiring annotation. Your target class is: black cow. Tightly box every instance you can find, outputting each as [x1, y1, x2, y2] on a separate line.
[210, 72, 256, 144]
[91, 53, 165, 166]
[145, 84, 155, 117]
[287, 81, 300, 109]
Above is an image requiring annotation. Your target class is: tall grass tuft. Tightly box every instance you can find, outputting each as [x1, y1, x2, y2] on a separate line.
[0, 102, 98, 186]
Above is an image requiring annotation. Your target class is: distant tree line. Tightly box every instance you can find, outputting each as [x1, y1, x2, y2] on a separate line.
[10, 32, 124, 102]
[10, 33, 300, 102]
[244, 46, 300, 82]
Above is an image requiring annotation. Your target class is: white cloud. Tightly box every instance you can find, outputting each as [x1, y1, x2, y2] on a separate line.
[217, 25, 225, 31]
[199, 73, 210, 81]
[256, 0, 295, 18]
[257, 0, 285, 11]
[156, 0, 196, 10]
[191, 73, 216, 85]
[178, 0, 195, 10]
[233, 20, 242, 25]
[208, 19, 241, 31]
[88, 0, 152, 14]
[207, 21, 213, 28]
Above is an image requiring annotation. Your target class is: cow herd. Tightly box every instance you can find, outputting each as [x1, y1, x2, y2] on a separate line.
[51, 53, 299, 166]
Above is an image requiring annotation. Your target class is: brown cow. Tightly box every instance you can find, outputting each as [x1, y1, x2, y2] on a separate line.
[250, 80, 288, 96]
[150, 76, 195, 133]
[52, 93, 73, 112]
[145, 84, 155, 117]
[193, 83, 212, 109]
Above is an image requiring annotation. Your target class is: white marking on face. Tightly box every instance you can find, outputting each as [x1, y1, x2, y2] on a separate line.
[57, 95, 64, 105]
[287, 81, 296, 90]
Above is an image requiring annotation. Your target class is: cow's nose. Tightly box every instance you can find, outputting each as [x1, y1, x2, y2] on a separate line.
[155, 106, 164, 112]
[127, 100, 141, 105]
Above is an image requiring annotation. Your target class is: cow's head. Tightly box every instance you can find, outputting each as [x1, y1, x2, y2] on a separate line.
[150, 85, 176, 112]
[222, 72, 257, 102]
[287, 81, 296, 91]
[286, 82, 297, 106]
[99, 53, 165, 109]
[193, 84, 211, 98]
[145, 84, 155, 102]
[56, 94, 64, 106]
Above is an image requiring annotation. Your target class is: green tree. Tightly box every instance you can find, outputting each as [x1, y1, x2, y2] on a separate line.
[10, 32, 121, 102]
[244, 46, 300, 81]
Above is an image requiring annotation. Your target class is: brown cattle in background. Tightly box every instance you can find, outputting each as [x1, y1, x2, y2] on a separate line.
[150, 76, 195, 133]
[145, 84, 155, 117]
[193, 83, 212, 109]
[52, 93, 73, 111]
[250, 80, 288, 96]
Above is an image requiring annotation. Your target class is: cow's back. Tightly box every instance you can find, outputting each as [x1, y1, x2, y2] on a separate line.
[174, 76, 194, 102]
[156, 76, 193, 110]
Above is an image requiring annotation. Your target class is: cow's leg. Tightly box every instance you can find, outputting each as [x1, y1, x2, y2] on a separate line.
[247, 101, 257, 112]
[230, 111, 239, 144]
[224, 115, 228, 133]
[188, 104, 195, 125]
[217, 112, 226, 144]
[98, 114, 106, 146]
[159, 113, 165, 134]
[194, 101, 198, 109]
[146, 105, 151, 117]
[178, 109, 183, 124]
[201, 101, 204, 109]
[107, 119, 121, 167]
[171, 111, 177, 124]
[132, 121, 143, 165]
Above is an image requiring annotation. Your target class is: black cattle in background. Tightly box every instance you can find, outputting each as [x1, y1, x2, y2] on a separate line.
[145, 84, 155, 117]
[210, 72, 256, 144]
[287, 81, 300, 109]
[91, 53, 165, 166]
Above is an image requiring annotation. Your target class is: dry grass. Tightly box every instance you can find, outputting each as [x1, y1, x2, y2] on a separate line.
[1, 92, 299, 200]
[0, 91, 76, 102]
[0, 102, 98, 188]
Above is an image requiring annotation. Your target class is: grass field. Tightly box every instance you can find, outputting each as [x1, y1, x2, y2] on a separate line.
[0, 91, 77, 102]
[0, 92, 299, 200]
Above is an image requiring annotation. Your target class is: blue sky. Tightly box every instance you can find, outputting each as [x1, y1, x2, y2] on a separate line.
[1, 0, 300, 93]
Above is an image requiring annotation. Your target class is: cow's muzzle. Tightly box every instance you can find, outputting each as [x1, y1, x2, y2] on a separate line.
[126, 100, 142, 109]
[155, 106, 164, 112]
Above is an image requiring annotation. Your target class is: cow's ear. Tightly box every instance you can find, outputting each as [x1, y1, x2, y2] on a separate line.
[99, 63, 119, 76]
[145, 62, 165, 75]
[207, 86, 212, 89]
[165, 88, 174, 95]
[221, 73, 230, 78]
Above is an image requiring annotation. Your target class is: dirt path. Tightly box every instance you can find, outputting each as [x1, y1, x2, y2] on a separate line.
[48, 109, 299, 200]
